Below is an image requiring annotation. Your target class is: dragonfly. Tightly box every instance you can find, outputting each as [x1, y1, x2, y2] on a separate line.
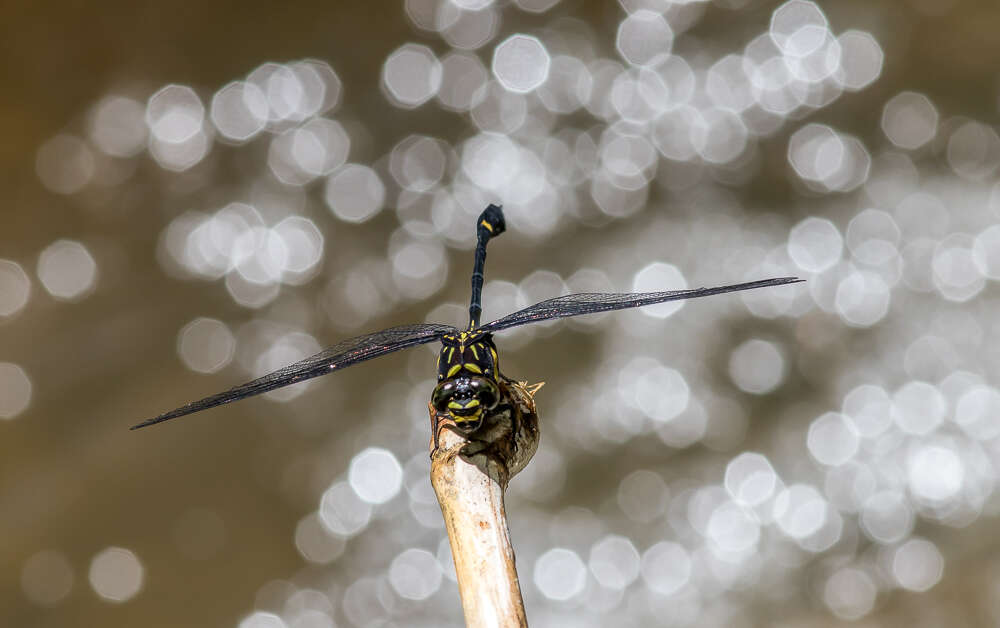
[132, 205, 801, 432]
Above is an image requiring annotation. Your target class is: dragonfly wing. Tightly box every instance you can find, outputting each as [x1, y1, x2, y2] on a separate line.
[132, 323, 457, 429]
[479, 277, 803, 333]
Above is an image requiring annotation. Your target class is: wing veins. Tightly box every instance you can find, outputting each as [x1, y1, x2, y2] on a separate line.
[132, 323, 456, 429]
[480, 277, 803, 333]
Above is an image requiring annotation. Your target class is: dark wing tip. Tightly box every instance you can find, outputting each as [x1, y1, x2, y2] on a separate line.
[130, 417, 161, 430]
[719, 276, 805, 291]
[767, 276, 804, 285]
[129, 407, 190, 430]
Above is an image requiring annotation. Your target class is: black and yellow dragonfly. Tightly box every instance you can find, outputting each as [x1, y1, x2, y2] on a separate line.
[133, 205, 800, 432]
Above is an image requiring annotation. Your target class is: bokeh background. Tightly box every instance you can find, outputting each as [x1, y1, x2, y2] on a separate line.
[4, 0, 1000, 626]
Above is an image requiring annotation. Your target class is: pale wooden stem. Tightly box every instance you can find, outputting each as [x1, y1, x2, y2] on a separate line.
[431, 426, 528, 628]
[429, 380, 541, 628]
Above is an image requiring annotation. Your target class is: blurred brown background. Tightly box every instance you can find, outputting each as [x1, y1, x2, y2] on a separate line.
[3, 1, 1000, 626]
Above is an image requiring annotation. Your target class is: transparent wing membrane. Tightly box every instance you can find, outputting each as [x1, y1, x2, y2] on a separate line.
[134, 276, 802, 428]
[131, 323, 457, 429]
[480, 277, 803, 333]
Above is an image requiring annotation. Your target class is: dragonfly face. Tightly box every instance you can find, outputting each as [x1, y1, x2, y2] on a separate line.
[431, 331, 502, 432]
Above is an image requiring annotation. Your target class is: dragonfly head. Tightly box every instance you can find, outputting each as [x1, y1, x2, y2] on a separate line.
[431, 375, 500, 433]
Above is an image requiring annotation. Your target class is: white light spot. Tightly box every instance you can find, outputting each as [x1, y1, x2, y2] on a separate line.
[0, 259, 31, 317]
[537, 55, 592, 114]
[88, 96, 148, 157]
[788, 123, 871, 192]
[617, 469, 668, 523]
[616, 10, 673, 67]
[770, 0, 830, 58]
[0, 362, 32, 419]
[836, 30, 883, 91]
[210, 81, 268, 142]
[324, 164, 385, 224]
[846, 209, 901, 265]
[389, 548, 443, 600]
[533, 548, 587, 601]
[272, 216, 325, 281]
[390, 135, 448, 192]
[348, 447, 403, 505]
[632, 363, 690, 423]
[630, 262, 687, 318]
[892, 538, 944, 592]
[515, 0, 560, 11]
[437, 51, 490, 112]
[706, 55, 755, 113]
[439, 4, 499, 51]
[88, 547, 144, 602]
[788, 217, 843, 273]
[892, 381, 945, 435]
[946, 120, 1000, 181]
[177, 318, 235, 374]
[238, 612, 287, 628]
[725, 453, 778, 506]
[807, 412, 859, 466]
[492, 34, 551, 93]
[404, 0, 438, 31]
[835, 269, 891, 328]
[147, 84, 204, 144]
[881, 91, 938, 150]
[294, 513, 346, 564]
[36, 134, 95, 194]
[382, 43, 443, 107]
[319, 481, 372, 537]
[933, 233, 985, 302]
[824, 567, 876, 620]
[842, 384, 892, 438]
[21, 550, 74, 606]
[954, 385, 1000, 440]
[267, 119, 350, 185]
[729, 339, 786, 394]
[693, 108, 749, 164]
[773, 484, 827, 539]
[972, 224, 1000, 279]
[588, 535, 640, 590]
[908, 445, 964, 502]
[37, 240, 98, 301]
[391, 239, 448, 300]
[706, 500, 761, 553]
[640, 541, 691, 595]
[860, 490, 913, 543]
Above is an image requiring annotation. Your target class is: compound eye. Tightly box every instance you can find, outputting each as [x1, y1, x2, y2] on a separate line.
[470, 378, 499, 409]
[431, 381, 456, 411]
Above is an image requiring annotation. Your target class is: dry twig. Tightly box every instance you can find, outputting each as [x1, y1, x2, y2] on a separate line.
[430, 380, 542, 628]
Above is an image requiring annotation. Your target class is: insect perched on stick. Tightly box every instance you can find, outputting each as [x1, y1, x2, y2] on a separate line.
[132, 205, 801, 432]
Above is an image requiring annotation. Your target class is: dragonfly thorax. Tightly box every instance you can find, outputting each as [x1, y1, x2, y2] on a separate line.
[435, 330, 499, 381]
[432, 331, 501, 432]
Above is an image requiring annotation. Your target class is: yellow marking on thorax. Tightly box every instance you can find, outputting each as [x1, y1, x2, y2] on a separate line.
[469, 344, 479, 360]
[447, 347, 455, 363]
[481, 220, 493, 232]
[464, 363, 482, 374]
[447, 363, 463, 378]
